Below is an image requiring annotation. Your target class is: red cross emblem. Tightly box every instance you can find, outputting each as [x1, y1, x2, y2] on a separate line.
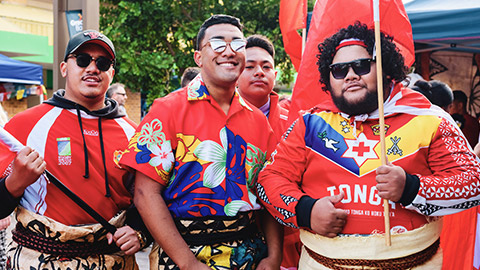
[342, 133, 379, 167]
[352, 142, 370, 157]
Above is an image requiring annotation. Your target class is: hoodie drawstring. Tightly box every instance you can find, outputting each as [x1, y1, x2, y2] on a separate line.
[75, 105, 111, 197]
[98, 117, 111, 197]
[76, 105, 90, 179]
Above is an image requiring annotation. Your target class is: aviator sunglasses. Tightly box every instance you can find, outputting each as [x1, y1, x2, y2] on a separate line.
[67, 53, 114, 71]
[202, 38, 246, 53]
[329, 58, 374, 79]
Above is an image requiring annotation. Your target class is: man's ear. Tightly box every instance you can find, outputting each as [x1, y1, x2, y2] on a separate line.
[194, 51, 203, 67]
[447, 103, 453, 113]
[60, 61, 67, 78]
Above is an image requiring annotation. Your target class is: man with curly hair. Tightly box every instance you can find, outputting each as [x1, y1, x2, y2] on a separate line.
[257, 22, 480, 269]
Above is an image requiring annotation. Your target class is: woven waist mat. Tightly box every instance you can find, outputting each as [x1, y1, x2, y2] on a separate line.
[174, 211, 260, 246]
[12, 222, 120, 258]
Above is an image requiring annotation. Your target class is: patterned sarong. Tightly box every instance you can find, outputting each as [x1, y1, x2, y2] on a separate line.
[1, 229, 7, 269]
[6, 207, 138, 270]
[149, 211, 268, 270]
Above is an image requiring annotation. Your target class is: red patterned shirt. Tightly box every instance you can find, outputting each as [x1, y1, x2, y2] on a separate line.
[120, 75, 277, 218]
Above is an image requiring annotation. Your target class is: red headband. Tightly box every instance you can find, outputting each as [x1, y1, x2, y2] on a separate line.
[335, 38, 367, 52]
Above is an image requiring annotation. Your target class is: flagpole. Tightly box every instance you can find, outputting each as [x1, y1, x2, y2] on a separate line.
[302, 28, 306, 54]
[299, 1, 307, 93]
[373, 0, 391, 246]
[301, 0, 307, 61]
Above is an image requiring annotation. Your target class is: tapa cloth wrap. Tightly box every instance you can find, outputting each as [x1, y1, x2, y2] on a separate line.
[298, 219, 443, 269]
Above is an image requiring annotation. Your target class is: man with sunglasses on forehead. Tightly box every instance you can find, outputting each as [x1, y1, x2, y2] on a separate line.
[120, 14, 281, 269]
[0, 30, 148, 269]
[257, 22, 480, 269]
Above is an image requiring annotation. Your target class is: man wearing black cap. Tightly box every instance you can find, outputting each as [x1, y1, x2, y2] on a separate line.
[0, 30, 146, 269]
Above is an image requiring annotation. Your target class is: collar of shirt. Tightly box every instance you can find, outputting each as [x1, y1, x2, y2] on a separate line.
[258, 96, 271, 117]
[185, 74, 254, 112]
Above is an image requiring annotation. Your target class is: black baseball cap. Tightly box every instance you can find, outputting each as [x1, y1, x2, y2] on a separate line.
[63, 30, 116, 61]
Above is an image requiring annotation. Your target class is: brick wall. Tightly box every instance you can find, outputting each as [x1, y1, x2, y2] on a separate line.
[2, 98, 28, 121]
[1, 89, 141, 125]
[124, 88, 141, 125]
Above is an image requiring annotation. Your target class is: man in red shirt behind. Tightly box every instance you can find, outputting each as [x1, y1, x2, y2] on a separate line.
[237, 34, 296, 269]
[450, 90, 480, 148]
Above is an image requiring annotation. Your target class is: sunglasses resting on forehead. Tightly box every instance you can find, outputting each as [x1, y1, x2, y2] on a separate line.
[202, 38, 246, 53]
[329, 58, 375, 79]
[67, 53, 114, 72]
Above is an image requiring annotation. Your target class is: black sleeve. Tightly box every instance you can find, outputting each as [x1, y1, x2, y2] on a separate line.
[125, 205, 153, 247]
[398, 173, 420, 206]
[0, 176, 21, 219]
[295, 195, 318, 229]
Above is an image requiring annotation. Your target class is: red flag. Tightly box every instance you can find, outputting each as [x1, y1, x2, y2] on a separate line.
[0, 126, 24, 177]
[441, 206, 479, 270]
[287, 0, 414, 124]
[475, 207, 480, 270]
[279, 0, 307, 71]
[0, 140, 16, 176]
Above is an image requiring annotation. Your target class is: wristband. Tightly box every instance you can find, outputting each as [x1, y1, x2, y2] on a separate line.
[135, 230, 147, 248]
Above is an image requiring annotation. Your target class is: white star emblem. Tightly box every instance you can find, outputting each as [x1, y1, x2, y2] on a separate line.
[340, 120, 350, 133]
[342, 133, 379, 166]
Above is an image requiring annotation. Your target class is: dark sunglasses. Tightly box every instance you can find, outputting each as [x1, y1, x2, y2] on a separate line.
[329, 58, 374, 79]
[202, 38, 246, 53]
[68, 53, 114, 71]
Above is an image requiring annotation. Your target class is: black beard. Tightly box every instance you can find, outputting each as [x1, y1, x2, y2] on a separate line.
[331, 88, 379, 116]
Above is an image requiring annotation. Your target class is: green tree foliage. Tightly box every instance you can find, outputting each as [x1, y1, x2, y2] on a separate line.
[100, 0, 296, 104]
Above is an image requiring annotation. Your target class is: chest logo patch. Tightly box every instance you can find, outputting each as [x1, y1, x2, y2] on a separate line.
[387, 136, 403, 156]
[57, 137, 72, 166]
[371, 124, 390, 136]
[318, 131, 340, 152]
[342, 133, 379, 167]
[340, 120, 351, 134]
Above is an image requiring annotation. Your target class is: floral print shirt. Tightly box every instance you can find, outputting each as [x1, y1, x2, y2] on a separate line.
[120, 75, 276, 218]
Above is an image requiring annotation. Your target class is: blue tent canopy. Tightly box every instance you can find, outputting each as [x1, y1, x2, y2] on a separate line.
[404, 0, 480, 53]
[0, 54, 43, 85]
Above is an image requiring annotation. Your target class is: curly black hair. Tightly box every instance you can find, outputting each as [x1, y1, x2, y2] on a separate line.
[317, 22, 407, 92]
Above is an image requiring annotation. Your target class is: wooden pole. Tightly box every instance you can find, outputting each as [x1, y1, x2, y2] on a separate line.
[373, 0, 391, 246]
[302, 28, 307, 55]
